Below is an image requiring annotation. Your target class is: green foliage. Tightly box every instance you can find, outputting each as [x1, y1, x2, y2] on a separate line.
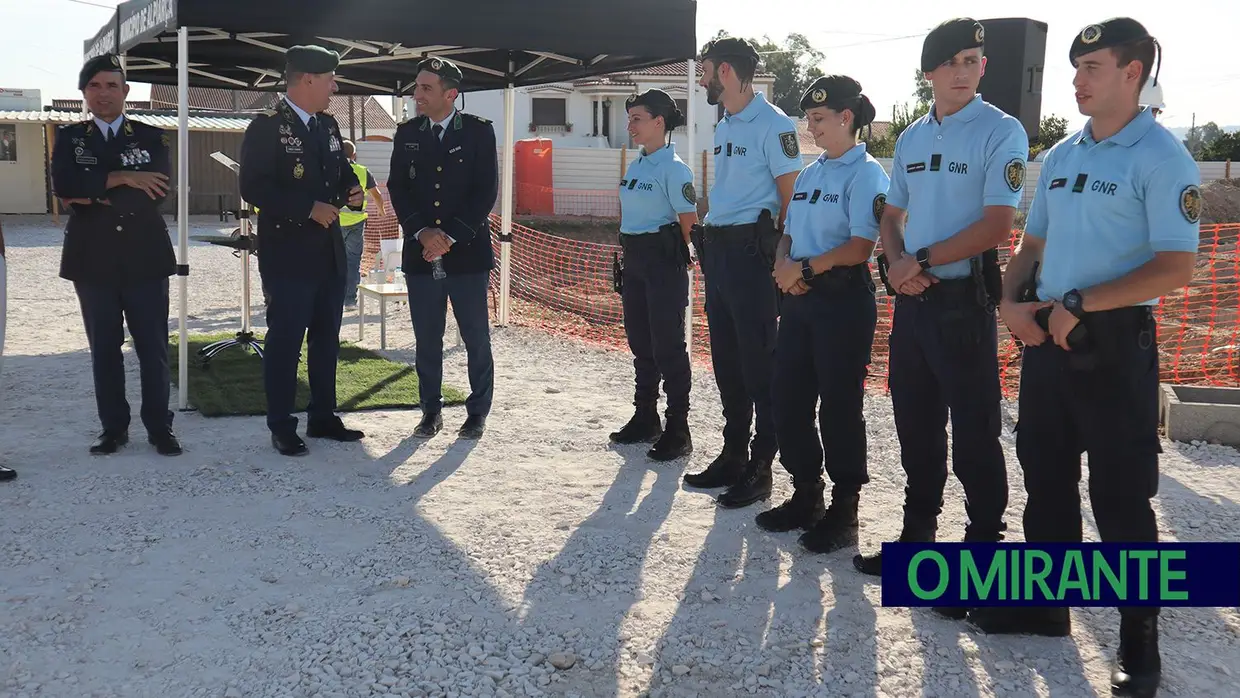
[1184, 122, 1224, 159]
[1200, 131, 1240, 161]
[703, 30, 825, 117]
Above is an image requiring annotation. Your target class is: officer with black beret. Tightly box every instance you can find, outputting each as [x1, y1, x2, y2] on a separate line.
[854, 18, 1028, 588]
[51, 54, 181, 457]
[761, 76, 889, 554]
[608, 88, 698, 461]
[683, 37, 803, 509]
[388, 57, 499, 441]
[970, 19, 1195, 698]
[240, 44, 366, 456]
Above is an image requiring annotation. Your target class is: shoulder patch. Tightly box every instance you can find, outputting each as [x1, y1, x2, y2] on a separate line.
[161, 133, 170, 148]
[1005, 158, 1025, 193]
[872, 193, 886, 224]
[1180, 185, 1203, 224]
[682, 182, 697, 205]
[259, 109, 279, 117]
[779, 131, 799, 159]
[467, 113, 491, 124]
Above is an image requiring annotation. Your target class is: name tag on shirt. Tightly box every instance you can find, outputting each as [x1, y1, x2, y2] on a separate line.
[449, 146, 462, 154]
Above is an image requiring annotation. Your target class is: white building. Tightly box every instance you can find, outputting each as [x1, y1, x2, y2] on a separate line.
[406, 63, 776, 162]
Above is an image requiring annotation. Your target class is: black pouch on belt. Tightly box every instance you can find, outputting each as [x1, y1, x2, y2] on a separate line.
[875, 253, 897, 297]
[612, 251, 624, 294]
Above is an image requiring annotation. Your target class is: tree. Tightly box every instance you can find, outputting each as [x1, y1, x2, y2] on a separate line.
[1201, 131, 1240, 161]
[913, 70, 933, 108]
[702, 31, 825, 116]
[1185, 122, 1224, 160]
[1027, 114, 1069, 160]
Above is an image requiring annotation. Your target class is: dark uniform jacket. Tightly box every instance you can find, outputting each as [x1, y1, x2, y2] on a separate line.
[51, 117, 176, 285]
[239, 99, 359, 280]
[389, 111, 499, 276]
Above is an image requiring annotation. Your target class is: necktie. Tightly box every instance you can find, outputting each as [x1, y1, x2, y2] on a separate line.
[432, 124, 444, 141]
[308, 116, 319, 133]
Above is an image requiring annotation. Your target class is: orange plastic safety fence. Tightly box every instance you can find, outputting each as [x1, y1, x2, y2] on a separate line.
[359, 193, 1239, 398]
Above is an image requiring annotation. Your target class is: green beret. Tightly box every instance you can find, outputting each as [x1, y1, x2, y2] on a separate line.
[286, 45, 340, 74]
[700, 37, 760, 68]
[79, 54, 125, 91]
[799, 75, 863, 112]
[417, 57, 463, 84]
[1070, 18, 1152, 65]
[921, 18, 985, 72]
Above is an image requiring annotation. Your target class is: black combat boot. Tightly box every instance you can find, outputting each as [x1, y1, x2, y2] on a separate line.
[934, 526, 1006, 620]
[683, 444, 747, 489]
[609, 403, 662, 444]
[717, 457, 774, 509]
[799, 490, 860, 554]
[755, 479, 825, 532]
[1111, 614, 1161, 697]
[967, 606, 1071, 637]
[648, 413, 693, 461]
[853, 525, 935, 577]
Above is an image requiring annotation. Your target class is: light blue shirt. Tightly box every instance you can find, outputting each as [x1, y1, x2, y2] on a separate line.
[93, 114, 125, 140]
[619, 143, 697, 234]
[888, 94, 1029, 279]
[283, 96, 314, 127]
[1025, 107, 1200, 306]
[705, 91, 803, 227]
[785, 143, 891, 259]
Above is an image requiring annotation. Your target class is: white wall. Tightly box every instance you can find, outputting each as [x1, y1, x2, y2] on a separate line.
[0, 123, 47, 214]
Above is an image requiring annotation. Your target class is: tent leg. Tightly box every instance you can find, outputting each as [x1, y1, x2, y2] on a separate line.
[685, 58, 696, 356]
[498, 76, 515, 326]
[177, 27, 190, 410]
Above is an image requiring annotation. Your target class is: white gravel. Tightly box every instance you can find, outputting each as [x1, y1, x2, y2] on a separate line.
[2, 214, 1240, 698]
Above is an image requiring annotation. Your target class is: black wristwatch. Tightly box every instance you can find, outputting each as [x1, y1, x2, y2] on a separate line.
[800, 258, 815, 282]
[915, 247, 932, 270]
[1062, 289, 1086, 319]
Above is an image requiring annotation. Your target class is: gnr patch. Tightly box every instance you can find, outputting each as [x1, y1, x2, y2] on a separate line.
[1180, 185, 1202, 223]
[872, 193, 886, 224]
[779, 131, 799, 159]
[1005, 158, 1025, 192]
[682, 182, 697, 204]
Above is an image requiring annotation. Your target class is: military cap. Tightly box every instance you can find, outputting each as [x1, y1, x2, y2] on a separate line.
[921, 18, 985, 72]
[417, 57, 464, 85]
[285, 45, 340, 74]
[625, 89, 685, 129]
[700, 37, 760, 68]
[799, 75, 863, 112]
[1070, 18, 1153, 65]
[79, 53, 125, 91]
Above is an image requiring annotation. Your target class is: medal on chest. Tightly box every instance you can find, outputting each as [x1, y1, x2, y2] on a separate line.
[293, 162, 305, 179]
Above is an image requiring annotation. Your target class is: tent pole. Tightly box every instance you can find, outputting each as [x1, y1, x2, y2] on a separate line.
[177, 26, 189, 410]
[498, 63, 515, 326]
[685, 58, 696, 355]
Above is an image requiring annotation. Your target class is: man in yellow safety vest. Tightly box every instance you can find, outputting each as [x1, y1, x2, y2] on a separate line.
[340, 140, 387, 308]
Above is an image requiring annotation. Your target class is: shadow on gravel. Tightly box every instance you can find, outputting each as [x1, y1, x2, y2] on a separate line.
[514, 444, 679, 698]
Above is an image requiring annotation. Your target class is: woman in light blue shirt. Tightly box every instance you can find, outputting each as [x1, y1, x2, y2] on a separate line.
[609, 89, 699, 463]
[760, 76, 889, 555]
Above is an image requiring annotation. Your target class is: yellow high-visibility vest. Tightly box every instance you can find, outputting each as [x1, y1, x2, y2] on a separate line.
[339, 161, 371, 227]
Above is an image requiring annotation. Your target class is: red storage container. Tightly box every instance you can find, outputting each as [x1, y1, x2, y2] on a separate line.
[514, 138, 554, 215]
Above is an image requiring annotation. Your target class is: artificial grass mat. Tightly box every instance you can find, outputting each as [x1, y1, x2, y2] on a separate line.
[168, 332, 466, 417]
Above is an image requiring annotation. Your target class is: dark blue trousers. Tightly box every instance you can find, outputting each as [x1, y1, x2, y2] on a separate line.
[620, 232, 691, 418]
[888, 282, 1008, 540]
[700, 227, 779, 461]
[262, 274, 345, 434]
[772, 271, 876, 492]
[406, 271, 493, 417]
[74, 278, 172, 435]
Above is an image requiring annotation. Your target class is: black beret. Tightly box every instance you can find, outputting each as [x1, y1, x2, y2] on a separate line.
[417, 57, 464, 84]
[79, 54, 125, 91]
[1070, 18, 1152, 65]
[701, 37, 760, 67]
[921, 18, 985, 72]
[799, 75, 863, 112]
[285, 45, 340, 74]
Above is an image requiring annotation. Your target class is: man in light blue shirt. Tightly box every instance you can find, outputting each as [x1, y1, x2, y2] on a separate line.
[759, 76, 889, 556]
[854, 18, 1027, 588]
[971, 20, 1197, 698]
[610, 89, 699, 462]
[683, 37, 803, 510]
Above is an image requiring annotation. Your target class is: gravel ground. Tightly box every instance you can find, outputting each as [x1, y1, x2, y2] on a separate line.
[2, 214, 1239, 698]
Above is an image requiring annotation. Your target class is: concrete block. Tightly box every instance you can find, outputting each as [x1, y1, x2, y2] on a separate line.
[1160, 384, 1240, 447]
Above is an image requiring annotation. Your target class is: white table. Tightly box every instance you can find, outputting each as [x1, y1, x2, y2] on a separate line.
[357, 283, 408, 350]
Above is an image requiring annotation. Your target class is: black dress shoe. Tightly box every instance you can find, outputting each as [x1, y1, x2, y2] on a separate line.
[90, 431, 129, 455]
[413, 412, 443, 439]
[717, 459, 773, 509]
[271, 432, 309, 457]
[148, 430, 183, 456]
[458, 415, 487, 440]
[0, 466, 16, 482]
[1111, 615, 1161, 697]
[307, 419, 365, 442]
[683, 445, 747, 489]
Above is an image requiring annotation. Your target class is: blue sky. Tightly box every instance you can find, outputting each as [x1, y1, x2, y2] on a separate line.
[3, 0, 1236, 130]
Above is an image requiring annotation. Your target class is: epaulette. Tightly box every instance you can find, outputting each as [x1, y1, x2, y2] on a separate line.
[398, 114, 427, 127]
[466, 113, 491, 124]
[258, 109, 279, 118]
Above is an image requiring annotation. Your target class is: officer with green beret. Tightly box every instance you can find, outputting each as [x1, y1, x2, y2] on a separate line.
[389, 57, 499, 441]
[51, 53, 181, 457]
[240, 44, 365, 456]
[971, 19, 1196, 698]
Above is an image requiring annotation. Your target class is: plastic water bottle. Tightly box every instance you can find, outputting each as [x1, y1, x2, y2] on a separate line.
[431, 257, 447, 280]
